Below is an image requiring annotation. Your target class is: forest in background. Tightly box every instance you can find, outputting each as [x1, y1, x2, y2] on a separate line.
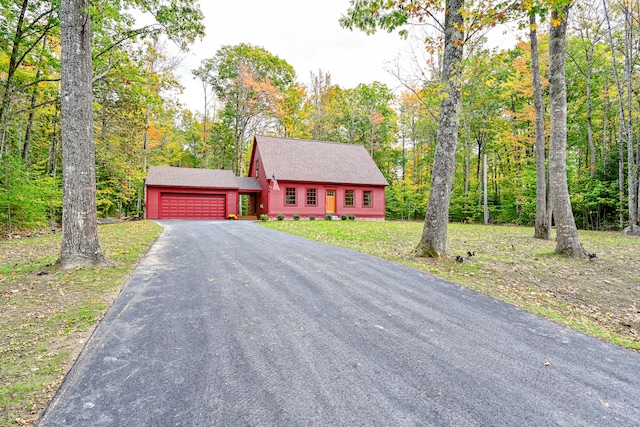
[1, 0, 639, 233]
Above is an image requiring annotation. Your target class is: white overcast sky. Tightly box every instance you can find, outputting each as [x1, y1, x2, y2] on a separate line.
[167, 0, 410, 111]
[167, 0, 519, 113]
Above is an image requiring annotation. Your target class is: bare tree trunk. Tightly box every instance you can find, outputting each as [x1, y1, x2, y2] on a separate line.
[143, 105, 150, 170]
[401, 132, 406, 181]
[603, 79, 609, 172]
[548, 6, 586, 258]
[412, 112, 418, 186]
[530, 14, 550, 240]
[57, 0, 106, 268]
[624, 11, 638, 229]
[47, 103, 60, 177]
[23, 80, 40, 163]
[603, 0, 629, 230]
[0, 0, 29, 153]
[619, 124, 626, 229]
[483, 153, 489, 224]
[23, 35, 49, 163]
[464, 115, 471, 217]
[415, 0, 464, 258]
[571, 0, 605, 178]
[586, 69, 595, 177]
[0, 0, 53, 155]
[635, 113, 640, 234]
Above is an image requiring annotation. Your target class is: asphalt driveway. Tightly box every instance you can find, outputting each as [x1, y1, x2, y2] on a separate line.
[38, 221, 640, 426]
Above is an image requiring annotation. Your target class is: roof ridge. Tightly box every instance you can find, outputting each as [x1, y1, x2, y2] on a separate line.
[256, 135, 361, 147]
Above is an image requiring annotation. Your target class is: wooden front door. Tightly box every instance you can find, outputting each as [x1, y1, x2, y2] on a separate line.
[326, 190, 336, 213]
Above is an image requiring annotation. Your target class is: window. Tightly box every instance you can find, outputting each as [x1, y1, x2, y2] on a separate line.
[345, 189, 354, 206]
[306, 188, 317, 206]
[255, 160, 259, 178]
[285, 187, 296, 205]
[363, 191, 372, 207]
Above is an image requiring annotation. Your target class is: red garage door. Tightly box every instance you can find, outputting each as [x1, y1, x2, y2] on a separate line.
[160, 193, 226, 219]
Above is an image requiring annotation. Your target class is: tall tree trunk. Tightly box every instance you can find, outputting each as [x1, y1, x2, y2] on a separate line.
[637, 138, 640, 231]
[143, 105, 150, 170]
[0, 0, 29, 155]
[603, 0, 629, 230]
[483, 153, 489, 224]
[619, 122, 625, 229]
[636, 112, 640, 233]
[624, 12, 638, 230]
[0, 0, 53, 155]
[201, 80, 209, 167]
[572, 1, 603, 179]
[586, 67, 595, 178]
[401, 132, 406, 181]
[464, 115, 471, 217]
[23, 35, 49, 163]
[57, 0, 106, 268]
[47, 104, 60, 177]
[548, 6, 586, 258]
[411, 112, 418, 186]
[530, 14, 550, 240]
[603, 79, 609, 172]
[415, 0, 464, 258]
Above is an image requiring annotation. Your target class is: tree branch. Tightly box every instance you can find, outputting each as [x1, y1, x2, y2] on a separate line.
[14, 23, 53, 74]
[92, 24, 161, 59]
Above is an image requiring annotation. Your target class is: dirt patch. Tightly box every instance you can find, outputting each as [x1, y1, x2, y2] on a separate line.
[478, 251, 639, 342]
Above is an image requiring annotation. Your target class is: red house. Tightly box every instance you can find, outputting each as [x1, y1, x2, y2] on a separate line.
[145, 135, 388, 220]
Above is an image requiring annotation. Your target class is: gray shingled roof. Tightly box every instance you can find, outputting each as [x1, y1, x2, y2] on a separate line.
[145, 166, 261, 191]
[255, 135, 389, 186]
[235, 176, 262, 191]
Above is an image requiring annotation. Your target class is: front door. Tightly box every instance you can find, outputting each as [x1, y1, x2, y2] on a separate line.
[326, 190, 336, 214]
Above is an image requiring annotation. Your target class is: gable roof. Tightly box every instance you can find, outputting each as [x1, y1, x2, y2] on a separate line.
[145, 166, 261, 191]
[254, 135, 389, 186]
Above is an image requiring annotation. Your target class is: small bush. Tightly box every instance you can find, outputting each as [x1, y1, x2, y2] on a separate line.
[325, 214, 333, 220]
[309, 215, 315, 221]
[277, 214, 285, 221]
[293, 214, 300, 221]
[341, 214, 348, 220]
[348, 215, 356, 220]
[260, 214, 269, 222]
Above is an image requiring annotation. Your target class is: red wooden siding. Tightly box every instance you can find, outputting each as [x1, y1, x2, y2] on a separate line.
[261, 182, 385, 219]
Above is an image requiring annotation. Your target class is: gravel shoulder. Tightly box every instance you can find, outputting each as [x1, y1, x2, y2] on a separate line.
[38, 221, 640, 426]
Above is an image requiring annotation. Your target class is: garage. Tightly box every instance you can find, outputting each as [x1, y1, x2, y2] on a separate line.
[145, 166, 261, 220]
[160, 193, 226, 220]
